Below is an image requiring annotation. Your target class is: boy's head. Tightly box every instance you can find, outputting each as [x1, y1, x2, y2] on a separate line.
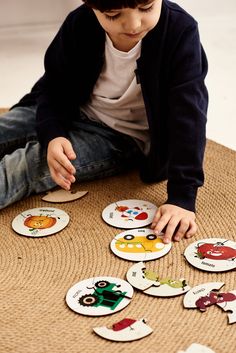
[83, 0, 157, 12]
[82, 0, 163, 52]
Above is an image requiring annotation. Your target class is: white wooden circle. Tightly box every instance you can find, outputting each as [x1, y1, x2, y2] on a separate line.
[66, 276, 133, 316]
[12, 207, 70, 237]
[102, 199, 157, 229]
[110, 228, 171, 261]
[184, 238, 236, 272]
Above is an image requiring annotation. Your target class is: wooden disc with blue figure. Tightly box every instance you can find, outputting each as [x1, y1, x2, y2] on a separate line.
[184, 238, 236, 272]
[102, 199, 157, 229]
[110, 228, 171, 261]
[12, 207, 70, 237]
[66, 276, 133, 316]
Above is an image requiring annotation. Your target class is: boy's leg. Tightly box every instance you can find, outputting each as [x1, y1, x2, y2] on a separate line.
[0, 106, 37, 159]
[0, 112, 143, 210]
[0, 106, 55, 209]
[69, 117, 143, 182]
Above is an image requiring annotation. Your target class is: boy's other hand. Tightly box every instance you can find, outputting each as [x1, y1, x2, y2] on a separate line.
[47, 137, 76, 190]
[151, 204, 197, 244]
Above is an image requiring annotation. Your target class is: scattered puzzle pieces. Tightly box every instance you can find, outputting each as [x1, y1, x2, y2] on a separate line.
[66, 276, 133, 316]
[42, 189, 88, 203]
[183, 282, 225, 310]
[110, 228, 171, 261]
[102, 199, 157, 229]
[184, 238, 236, 272]
[12, 207, 70, 237]
[177, 343, 216, 353]
[126, 262, 190, 297]
[216, 290, 236, 324]
[93, 317, 153, 342]
[183, 282, 236, 324]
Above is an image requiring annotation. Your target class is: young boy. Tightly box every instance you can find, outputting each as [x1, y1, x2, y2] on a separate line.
[0, 0, 208, 244]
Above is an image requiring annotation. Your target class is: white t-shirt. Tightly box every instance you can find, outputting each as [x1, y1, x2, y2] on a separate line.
[81, 34, 150, 155]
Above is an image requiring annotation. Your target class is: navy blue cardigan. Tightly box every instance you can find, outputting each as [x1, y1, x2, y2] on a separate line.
[14, 1, 208, 212]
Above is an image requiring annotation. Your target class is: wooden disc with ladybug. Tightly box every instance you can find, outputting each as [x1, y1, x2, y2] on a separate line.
[184, 238, 236, 272]
[12, 207, 70, 237]
[102, 199, 157, 229]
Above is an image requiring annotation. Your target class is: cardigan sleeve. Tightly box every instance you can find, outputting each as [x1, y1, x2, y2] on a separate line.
[166, 23, 208, 212]
[35, 13, 76, 146]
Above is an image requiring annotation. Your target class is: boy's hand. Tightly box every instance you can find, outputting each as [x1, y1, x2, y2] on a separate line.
[151, 204, 197, 244]
[47, 137, 76, 190]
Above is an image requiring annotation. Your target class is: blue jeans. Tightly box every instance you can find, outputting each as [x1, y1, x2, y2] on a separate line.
[0, 106, 142, 209]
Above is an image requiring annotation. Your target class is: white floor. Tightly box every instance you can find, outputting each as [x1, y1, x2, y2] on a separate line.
[0, 0, 235, 151]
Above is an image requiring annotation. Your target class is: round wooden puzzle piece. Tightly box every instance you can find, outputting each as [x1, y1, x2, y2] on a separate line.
[66, 276, 133, 316]
[126, 262, 191, 297]
[42, 189, 88, 203]
[93, 317, 153, 341]
[102, 199, 157, 229]
[184, 238, 236, 272]
[12, 207, 70, 237]
[110, 228, 171, 261]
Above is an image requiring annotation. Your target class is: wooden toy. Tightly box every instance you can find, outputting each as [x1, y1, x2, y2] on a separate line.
[184, 238, 236, 272]
[12, 207, 70, 237]
[216, 290, 236, 324]
[110, 228, 171, 261]
[127, 262, 190, 297]
[66, 276, 133, 316]
[42, 189, 88, 203]
[93, 317, 153, 341]
[177, 343, 216, 353]
[183, 282, 225, 311]
[102, 199, 157, 229]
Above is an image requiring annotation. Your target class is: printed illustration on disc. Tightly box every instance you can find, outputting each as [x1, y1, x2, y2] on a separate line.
[102, 199, 157, 229]
[110, 228, 171, 261]
[12, 207, 70, 237]
[184, 238, 236, 272]
[66, 276, 133, 316]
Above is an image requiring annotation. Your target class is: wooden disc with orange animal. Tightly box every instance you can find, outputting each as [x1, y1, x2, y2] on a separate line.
[12, 207, 70, 237]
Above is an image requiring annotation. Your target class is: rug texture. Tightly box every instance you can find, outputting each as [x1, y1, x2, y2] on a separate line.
[0, 109, 235, 353]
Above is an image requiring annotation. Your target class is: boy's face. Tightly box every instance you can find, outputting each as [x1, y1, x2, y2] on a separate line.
[92, 0, 163, 52]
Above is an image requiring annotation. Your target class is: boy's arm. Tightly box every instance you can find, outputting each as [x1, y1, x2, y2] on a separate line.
[164, 25, 207, 242]
[149, 23, 208, 242]
[166, 24, 208, 212]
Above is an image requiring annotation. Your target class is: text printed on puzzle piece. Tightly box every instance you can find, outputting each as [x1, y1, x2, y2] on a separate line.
[110, 228, 171, 261]
[102, 199, 157, 229]
[12, 207, 70, 237]
[184, 238, 236, 272]
[127, 262, 190, 297]
[66, 276, 133, 316]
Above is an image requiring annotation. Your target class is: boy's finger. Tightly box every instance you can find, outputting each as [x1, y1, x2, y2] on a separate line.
[56, 153, 76, 174]
[63, 141, 77, 160]
[174, 219, 190, 241]
[151, 209, 161, 228]
[152, 214, 171, 236]
[186, 221, 198, 238]
[162, 217, 181, 243]
[50, 159, 76, 182]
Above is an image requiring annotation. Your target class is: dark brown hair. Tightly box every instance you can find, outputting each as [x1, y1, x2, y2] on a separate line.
[82, 0, 152, 12]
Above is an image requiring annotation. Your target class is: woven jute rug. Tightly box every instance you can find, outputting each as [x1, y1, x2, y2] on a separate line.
[0, 109, 235, 353]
